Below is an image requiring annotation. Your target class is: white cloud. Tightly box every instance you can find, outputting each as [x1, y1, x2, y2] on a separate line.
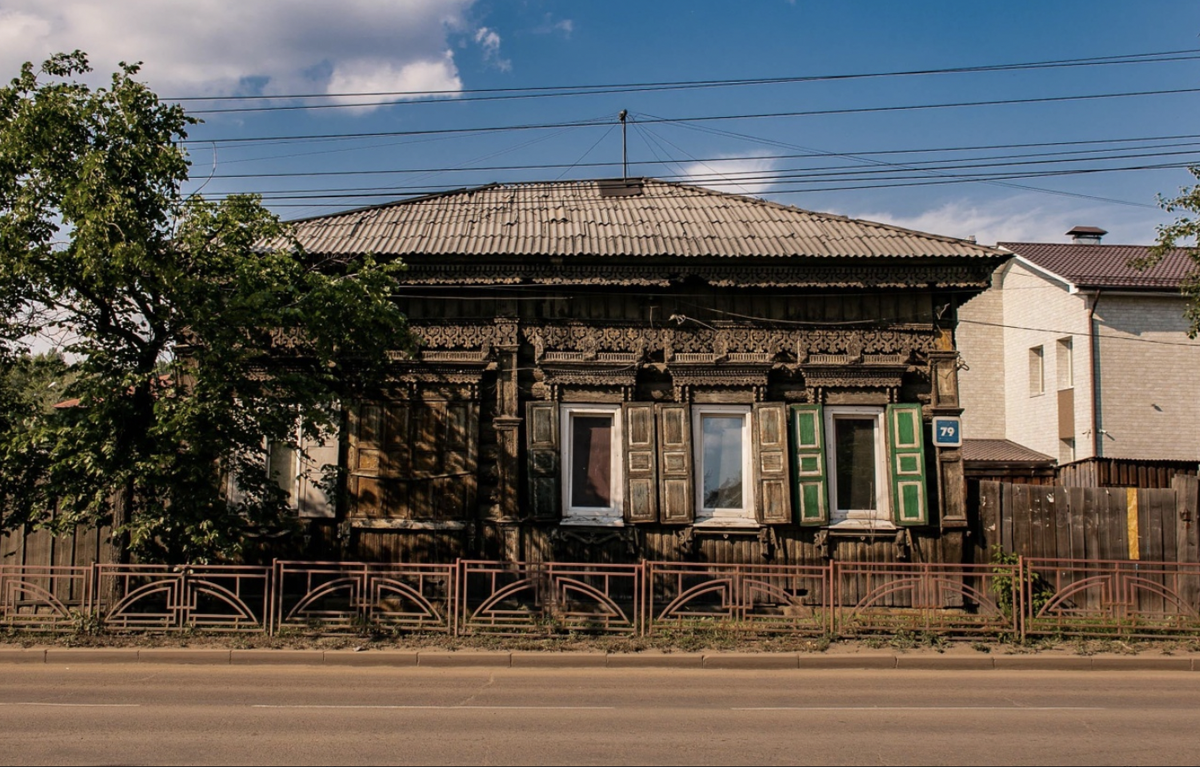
[473, 26, 510, 71]
[533, 16, 573, 37]
[843, 195, 1170, 247]
[678, 156, 780, 197]
[0, 0, 477, 110]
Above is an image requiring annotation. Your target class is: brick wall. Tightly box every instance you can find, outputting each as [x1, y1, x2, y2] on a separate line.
[1094, 294, 1200, 461]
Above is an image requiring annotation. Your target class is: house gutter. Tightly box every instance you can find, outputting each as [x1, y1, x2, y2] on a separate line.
[1087, 288, 1102, 458]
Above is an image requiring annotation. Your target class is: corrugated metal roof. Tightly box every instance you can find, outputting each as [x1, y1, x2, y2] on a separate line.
[1000, 241, 1194, 290]
[962, 439, 1055, 464]
[285, 179, 1007, 260]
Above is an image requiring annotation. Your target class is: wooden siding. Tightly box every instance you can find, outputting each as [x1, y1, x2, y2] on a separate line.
[976, 476, 1200, 563]
[1057, 457, 1198, 489]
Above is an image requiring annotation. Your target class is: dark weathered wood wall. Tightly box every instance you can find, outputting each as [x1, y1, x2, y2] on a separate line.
[976, 476, 1200, 563]
[1056, 457, 1198, 489]
[0, 521, 111, 568]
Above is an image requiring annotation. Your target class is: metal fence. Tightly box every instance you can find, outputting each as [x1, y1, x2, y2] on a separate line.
[3, 558, 1199, 639]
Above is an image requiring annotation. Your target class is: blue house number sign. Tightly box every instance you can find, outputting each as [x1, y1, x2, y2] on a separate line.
[931, 416, 962, 448]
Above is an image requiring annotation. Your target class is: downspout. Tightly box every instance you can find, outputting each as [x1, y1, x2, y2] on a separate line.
[1087, 289, 1102, 458]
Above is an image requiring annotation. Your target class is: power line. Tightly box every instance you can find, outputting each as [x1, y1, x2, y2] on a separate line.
[166, 48, 1200, 114]
[193, 158, 1192, 204]
[180, 87, 1200, 146]
[196, 134, 1200, 181]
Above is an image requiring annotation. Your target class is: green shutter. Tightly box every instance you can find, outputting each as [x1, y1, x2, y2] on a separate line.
[790, 404, 828, 526]
[887, 403, 929, 526]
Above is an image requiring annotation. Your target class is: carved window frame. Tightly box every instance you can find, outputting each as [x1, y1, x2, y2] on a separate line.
[823, 405, 894, 531]
[692, 404, 756, 528]
[560, 404, 625, 527]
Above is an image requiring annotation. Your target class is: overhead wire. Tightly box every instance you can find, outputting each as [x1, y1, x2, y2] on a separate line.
[179, 86, 1200, 146]
[165, 48, 1200, 114]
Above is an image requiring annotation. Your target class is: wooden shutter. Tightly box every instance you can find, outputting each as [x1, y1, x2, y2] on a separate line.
[790, 404, 828, 526]
[297, 424, 339, 519]
[887, 403, 929, 526]
[623, 403, 658, 523]
[435, 400, 478, 519]
[753, 402, 793, 524]
[348, 402, 388, 518]
[657, 403, 694, 525]
[526, 401, 561, 521]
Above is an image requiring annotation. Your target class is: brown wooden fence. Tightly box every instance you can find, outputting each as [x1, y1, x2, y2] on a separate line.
[1056, 457, 1198, 489]
[977, 476, 1200, 563]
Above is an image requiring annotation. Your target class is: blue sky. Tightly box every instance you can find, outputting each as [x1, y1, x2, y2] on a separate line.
[4, 0, 1200, 245]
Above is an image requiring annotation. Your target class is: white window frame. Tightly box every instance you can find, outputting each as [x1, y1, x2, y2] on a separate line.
[1057, 337, 1074, 390]
[824, 405, 893, 531]
[1029, 345, 1045, 396]
[560, 404, 624, 527]
[692, 405, 756, 528]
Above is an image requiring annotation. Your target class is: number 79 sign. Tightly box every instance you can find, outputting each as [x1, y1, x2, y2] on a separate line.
[931, 416, 962, 447]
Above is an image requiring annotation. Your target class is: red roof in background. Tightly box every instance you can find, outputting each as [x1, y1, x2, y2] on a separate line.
[998, 242, 1195, 290]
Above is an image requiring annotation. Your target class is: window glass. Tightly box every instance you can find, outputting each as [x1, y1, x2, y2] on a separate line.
[1057, 338, 1073, 389]
[834, 418, 877, 511]
[570, 414, 613, 508]
[1029, 345, 1045, 395]
[701, 415, 745, 510]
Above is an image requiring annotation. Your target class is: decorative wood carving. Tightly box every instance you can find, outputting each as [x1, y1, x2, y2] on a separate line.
[522, 322, 938, 366]
[401, 263, 996, 289]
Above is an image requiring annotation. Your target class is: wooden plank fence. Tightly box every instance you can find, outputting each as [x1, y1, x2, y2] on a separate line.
[977, 476, 1200, 564]
[1056, 458, 1198, 489]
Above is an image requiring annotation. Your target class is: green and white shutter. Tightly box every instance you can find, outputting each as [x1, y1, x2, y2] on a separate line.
[886, 403, 929, 526]
[790, 404, 828, 526]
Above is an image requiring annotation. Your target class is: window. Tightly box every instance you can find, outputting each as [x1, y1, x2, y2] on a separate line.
[228, 420, 339, 519]
[1029, 345, 1045, 396]
[1057, 337, 1073, 390]
[693, 405, 754, 526]
[1060, 437, 1076, 464]
[824, 406, 891, 529]
[561, 404, 623, 525]
[792, 403, 928, 528]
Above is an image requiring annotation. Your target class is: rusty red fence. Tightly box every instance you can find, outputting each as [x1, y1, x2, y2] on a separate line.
[834, 562, 1019, 637]
[95, 564, 271, 633]
[274, 561, 456, 635]
[646, 562, 832, 635]
[1021, 557, 1200, 638]
[0, 565, 93, 632]
[2, 558, 1199, 638]
[458, 560, 642, 636]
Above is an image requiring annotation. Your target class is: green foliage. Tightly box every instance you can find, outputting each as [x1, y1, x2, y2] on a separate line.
[0, 52, 411, 562]
[989, 545, 1055, 618]
[1146, 166, 1200, 337]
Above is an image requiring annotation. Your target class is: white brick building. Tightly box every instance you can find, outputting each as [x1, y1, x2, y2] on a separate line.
[958, 227, 1200, 466]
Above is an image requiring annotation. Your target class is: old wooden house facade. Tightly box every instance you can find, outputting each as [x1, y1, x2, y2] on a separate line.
[284, 179, 1008, 567]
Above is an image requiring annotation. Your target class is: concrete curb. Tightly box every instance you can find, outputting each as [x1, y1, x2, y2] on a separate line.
[4, 648, 1197, 670]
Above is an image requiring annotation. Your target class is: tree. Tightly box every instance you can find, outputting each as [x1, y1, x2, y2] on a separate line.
[1147, 167, 1200, 337]
[0, 52, 411, 562]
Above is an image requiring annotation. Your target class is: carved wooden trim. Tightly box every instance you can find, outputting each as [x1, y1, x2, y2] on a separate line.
[401, 263, 997, 289]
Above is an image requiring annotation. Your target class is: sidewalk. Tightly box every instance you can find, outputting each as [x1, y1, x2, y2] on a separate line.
[2, 644, 1198, 671]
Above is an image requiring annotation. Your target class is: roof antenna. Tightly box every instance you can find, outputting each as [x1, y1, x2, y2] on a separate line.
[619, 110, 628, 183]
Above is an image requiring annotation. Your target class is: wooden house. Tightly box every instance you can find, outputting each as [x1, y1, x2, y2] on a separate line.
[282, 178, 1009, 566]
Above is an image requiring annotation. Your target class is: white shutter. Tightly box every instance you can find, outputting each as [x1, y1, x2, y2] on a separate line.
[297, 425, 340, 519]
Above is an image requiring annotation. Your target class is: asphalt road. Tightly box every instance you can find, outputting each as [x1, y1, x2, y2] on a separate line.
[1, 664, 1199, 765]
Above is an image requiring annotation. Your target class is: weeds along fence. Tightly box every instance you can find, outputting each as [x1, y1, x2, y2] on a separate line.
[5, 556, 1199, 639]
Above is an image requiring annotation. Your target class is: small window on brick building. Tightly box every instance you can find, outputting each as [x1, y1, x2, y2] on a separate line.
[1029, 346, 1045, 396]
[1057, 338, 1073, 390]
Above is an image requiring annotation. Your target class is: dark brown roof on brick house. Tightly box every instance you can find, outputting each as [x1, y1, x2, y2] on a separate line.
[998, 241, 1194, 290]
